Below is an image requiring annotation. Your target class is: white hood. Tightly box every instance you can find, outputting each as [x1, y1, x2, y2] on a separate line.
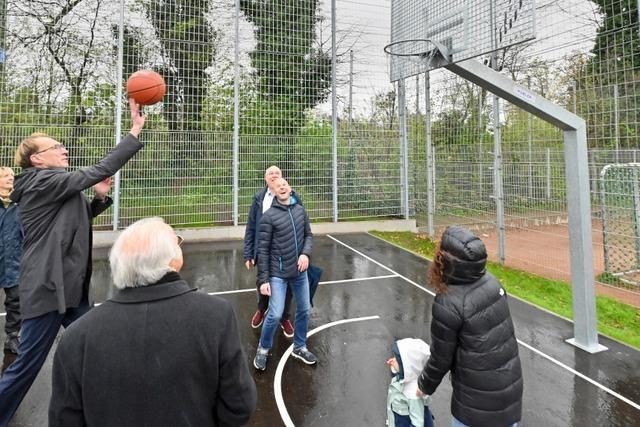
[396, 338, 430, 399]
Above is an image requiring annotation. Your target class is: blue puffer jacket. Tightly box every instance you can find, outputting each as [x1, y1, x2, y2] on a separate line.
[243, 187, 302, 262]
[256, 198, 312, 283]
[0, 201, 23, 288]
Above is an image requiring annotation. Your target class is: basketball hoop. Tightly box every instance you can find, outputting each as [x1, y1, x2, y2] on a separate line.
[384, 39, 451, 61]
[384, 39, 451, 75]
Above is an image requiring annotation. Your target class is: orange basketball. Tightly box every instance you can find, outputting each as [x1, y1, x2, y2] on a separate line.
[126, 70, 166, 105]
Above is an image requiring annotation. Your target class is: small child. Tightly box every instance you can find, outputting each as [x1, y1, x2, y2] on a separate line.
[386, 338, 434, 427]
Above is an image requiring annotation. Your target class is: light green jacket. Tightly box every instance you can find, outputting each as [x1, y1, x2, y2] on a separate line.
[386, 377, 432, 427]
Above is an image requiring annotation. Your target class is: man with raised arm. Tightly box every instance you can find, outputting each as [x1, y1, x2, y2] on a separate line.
[0, 98, 145, 425]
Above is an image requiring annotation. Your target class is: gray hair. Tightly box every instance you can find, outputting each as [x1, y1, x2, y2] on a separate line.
[109, 217, 181, 289]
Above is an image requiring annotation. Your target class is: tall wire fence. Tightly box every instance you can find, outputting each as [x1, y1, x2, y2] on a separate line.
[1, 0, 639, 298]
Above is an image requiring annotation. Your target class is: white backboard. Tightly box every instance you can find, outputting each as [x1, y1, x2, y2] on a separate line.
[389, 0, 536, 81]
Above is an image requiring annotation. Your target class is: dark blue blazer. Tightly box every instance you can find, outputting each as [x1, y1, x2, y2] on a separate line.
[0, 202, 23, 288]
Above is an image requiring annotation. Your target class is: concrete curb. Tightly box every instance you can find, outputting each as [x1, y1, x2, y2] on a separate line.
[93, 219, 417, 248]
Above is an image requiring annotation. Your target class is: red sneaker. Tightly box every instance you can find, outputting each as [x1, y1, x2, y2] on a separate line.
[280, 319, 294, 338]
[251, 310, 265, 328]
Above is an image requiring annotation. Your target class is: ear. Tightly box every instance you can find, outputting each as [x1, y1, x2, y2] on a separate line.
[29, 154, 41, 166]
[169, 255, 183, 272]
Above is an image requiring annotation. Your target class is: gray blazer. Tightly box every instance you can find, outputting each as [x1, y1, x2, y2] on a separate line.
[10, 134, 143, 319]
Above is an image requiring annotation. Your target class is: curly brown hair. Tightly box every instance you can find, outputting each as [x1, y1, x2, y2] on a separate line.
[428, 242, 449, 295]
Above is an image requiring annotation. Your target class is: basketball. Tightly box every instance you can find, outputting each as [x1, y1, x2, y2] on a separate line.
[126, 70, 166, 105]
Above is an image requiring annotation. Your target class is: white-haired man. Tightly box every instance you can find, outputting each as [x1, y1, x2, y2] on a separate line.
[49, 217, 257, 426]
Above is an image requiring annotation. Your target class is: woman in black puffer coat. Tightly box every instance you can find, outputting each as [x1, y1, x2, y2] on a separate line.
[417, 226, 523, 427]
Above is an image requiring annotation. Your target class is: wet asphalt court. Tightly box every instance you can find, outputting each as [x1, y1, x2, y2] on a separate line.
[1, 233, 640, 426]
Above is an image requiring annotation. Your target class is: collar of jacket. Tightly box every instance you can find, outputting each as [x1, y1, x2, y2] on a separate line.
[254, 187, 268, 205]
[110, 276, 196, 304]
[271, 197, 298, 210]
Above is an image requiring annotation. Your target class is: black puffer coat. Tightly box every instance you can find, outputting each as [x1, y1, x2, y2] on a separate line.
[257, 198, 312, 283]
[418, 226, 523, 427]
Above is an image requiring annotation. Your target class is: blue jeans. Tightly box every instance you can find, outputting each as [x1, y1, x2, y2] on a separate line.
[452, 417, 517, 427]
[259, 272, 310, 350]
[0, 304, 91, 426]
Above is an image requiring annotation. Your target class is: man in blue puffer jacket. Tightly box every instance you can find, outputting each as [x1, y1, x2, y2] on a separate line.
[253, 177, 316, 370]
[243, 165, 299, 337]
[0, 167, 22, 356]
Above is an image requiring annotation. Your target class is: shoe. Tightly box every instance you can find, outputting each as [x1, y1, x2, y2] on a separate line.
[292, 346, 317, 365]
[253, 346, 269, 371]
[280, 319, 294, 338]
[251, 310, 265, 329]
[4, 333, 19, 355]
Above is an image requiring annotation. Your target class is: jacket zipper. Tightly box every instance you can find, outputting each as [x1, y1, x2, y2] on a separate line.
[288, 209, 300, 258]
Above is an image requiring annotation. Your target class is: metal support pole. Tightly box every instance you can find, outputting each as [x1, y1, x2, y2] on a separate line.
[404, 54, 606, 353]
[331, 0, 338, 222]
[232, 0, 240, 226]
[614, 85, 620, 163]
[398, 79, 409, 219]
[425, 72, 434, 236]
[491, 55, 506, 265]
[112, 0, 125, 231]
[564, 127, 604, 352]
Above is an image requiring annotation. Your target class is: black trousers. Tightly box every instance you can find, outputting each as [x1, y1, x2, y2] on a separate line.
[3, 286, 20, 336]
[256, 280, 293, 321]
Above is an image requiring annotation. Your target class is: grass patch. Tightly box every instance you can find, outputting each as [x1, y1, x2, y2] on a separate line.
[370, 231, 640, 350]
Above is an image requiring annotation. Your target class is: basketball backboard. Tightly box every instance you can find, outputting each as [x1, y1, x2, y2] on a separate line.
[388, 0, 536, 81]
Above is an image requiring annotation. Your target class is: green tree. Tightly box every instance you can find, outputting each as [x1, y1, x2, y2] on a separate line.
[589, 0, 640, 82]
[145, 0, 217, 133]
[580, 0, 640, 149]
[118, 1, 219, 168]
[239, 0, 331, 136]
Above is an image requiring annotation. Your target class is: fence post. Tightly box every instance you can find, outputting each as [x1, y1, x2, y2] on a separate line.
[331, 0, 338, 222]
[478, 89, 484, 198]
[491, 55, 505, 265]
[614, 84, 620, 163]
[546, 148, 551, 199]
[398, 79, 409, 219]
[112, 0, 125, 231]
[528, 76, 533, 198]
[425, 71, 434, 236]
[633, 167, 640, 267]
[232, 0, 240, 226]
[601, 165, 611, 273]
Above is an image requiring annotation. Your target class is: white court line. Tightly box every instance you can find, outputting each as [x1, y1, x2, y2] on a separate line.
[327, 234, 434, 297]
[327, 234, 640, 412]
[205, 274, 398, 296]
[0, 275, 399, 317]
[518, 340, 640, 411]
[273, 315, 381, 427]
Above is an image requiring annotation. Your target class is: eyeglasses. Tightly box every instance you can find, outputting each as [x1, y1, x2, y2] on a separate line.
[34, 143, 65, 155]
[176, 235, 184, 247]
